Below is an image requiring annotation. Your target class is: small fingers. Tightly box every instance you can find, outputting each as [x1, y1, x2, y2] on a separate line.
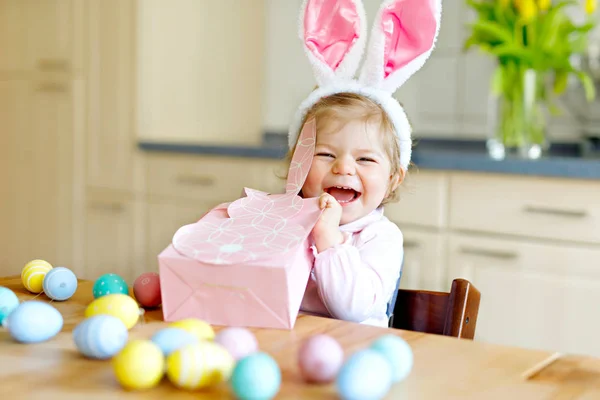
[319, 192, 334, 209]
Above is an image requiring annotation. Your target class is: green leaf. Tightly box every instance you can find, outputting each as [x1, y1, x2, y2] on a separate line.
[491, 66, 503, 96]
[489, 44, 533, 62]
[576, 71, 597, 102]
[553, 70, 569, 95]
[469, 20, 514, 45]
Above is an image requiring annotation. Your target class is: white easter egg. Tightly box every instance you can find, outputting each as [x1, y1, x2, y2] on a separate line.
[73, 315, 129, 359]
[6, 301, 63, 343]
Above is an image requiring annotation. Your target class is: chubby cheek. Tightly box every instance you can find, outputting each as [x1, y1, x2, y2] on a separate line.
[300, 163, 324, 198]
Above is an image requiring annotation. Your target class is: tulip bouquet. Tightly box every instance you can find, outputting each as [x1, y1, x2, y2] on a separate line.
[464, 0, 598, 158]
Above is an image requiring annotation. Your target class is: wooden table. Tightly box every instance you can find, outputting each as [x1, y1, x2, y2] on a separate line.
[0, 276, 599, 399]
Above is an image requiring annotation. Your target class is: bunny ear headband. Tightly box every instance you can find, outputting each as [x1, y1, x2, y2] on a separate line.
[288, 0, 442, 172]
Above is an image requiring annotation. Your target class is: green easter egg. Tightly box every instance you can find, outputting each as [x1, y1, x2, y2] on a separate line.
[93, 273, 129, 299]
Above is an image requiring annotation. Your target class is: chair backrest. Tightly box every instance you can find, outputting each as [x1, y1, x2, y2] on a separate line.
[390, 279, 481, 340]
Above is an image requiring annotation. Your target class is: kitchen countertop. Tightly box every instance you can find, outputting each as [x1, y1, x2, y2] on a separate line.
[138, 134, 600, 180]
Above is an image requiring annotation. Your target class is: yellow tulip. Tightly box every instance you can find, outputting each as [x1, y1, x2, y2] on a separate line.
[537, 0, 551, 12]
[516, 0, 538, 22]
[500, 0, 511, 7]
[585, 0, 596, 14]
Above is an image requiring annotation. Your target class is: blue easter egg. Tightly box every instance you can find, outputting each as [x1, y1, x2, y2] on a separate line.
[42, 267, 78, 301]
[370, 334, 413, 382]
[6, 301, 63, 343]
[336, 349, 392, 400]
[73, 315, 128, 359]
[231, 352, 281, 400]
[151, 327, 198, 356]
[0, 286, 19, 326]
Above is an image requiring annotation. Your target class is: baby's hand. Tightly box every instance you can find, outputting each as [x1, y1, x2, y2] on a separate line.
[312, 193, 343, 252]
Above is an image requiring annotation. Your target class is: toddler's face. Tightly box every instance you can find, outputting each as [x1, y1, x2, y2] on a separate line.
[301, 119, 398, 225]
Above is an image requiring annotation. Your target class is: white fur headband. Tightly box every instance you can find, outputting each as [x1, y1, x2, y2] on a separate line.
[288, 0, 442, 171]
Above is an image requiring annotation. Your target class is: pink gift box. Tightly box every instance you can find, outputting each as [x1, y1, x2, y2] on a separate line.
[158, 119, 322, 329]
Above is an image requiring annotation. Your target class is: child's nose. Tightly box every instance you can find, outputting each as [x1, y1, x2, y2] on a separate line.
[332, 157, 356, 175]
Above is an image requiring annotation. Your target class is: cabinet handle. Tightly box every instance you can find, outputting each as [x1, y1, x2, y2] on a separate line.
[176, 175, 215, 187]
[37, 58, 70, 71]
[459, 246, 518, 260]
[403, 240, 420, 249]
[523, 205, 587, 219]
[89, 203, 125, 213]
[36, 82, 68, 93]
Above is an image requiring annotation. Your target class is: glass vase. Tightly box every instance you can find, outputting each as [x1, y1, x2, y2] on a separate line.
[487, 68, 548, 160]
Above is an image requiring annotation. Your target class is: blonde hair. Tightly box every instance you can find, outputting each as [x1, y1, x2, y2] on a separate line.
[285, 92, 406, 205]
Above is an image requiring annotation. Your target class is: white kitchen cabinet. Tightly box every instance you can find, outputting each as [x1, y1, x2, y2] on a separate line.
[86, 0, 138, 192]
[386, 170, 449, 229]
[145, 200, 213, 270]
[84, 190, 145, 282]
[448, 233, 600, 357]
[0, 80, 29, 273]
[449, 172, 600, 245]
[136, 0, 266, 145]
[0, 77, 83, 273]
[397, 228, 448, 292]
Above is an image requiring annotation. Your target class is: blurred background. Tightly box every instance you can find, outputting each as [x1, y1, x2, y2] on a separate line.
[1, 0, 600, 358]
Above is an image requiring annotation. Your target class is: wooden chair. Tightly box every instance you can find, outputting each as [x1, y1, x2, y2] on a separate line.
[389, 279, 481, 340]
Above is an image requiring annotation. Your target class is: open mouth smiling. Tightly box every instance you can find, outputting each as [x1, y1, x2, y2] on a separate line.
[325, 186, 362, 205]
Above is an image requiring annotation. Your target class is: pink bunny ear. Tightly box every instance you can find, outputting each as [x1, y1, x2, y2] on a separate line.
[359, 0, 441, 92]
[301, 0, 366, 86]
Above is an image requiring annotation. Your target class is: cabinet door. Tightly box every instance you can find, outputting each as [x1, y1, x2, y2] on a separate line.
[448, 233, 600, 357]
[86, 0, 137, 191]
[136, 0, 265, 144]
[397, 228, 447, 292]
[25, 0, 74, 72]
[146, 201, 212, 271]
[0, 80, 28, 273]
[0, 76, 80, 273]
[84, 191, 144, 282]
[0, 0, 27, 72]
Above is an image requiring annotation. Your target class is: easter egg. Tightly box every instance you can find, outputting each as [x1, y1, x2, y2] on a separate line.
[169, 318, 214, 341]
[73, 315, 128, 359]
[214, 327, 258, 361]
[166, 341, 235, 390]
[336, 349, 392, 400]
[6, 301, 63, 343]
[21, 259, 53, 293]
[42, 266, 78, 301]
[370, 334, 413, 383]
[93, 273, 129, 299]
[112, 340, 164, 390]
[298, 334, 344, 384]
[133, 272, 161, 308]
[0, 286, 19, 326]
[151, 327, 198, 356]
[230, 352, 281, 400]
[85, 293, 141, 329]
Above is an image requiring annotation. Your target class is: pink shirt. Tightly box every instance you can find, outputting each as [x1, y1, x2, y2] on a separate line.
[300, 207, 404, 328]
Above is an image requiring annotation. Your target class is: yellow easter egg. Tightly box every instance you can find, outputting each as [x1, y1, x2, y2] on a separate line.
[169, 318, 215, 341]
[85, 293, 141, 329]
[112, 340, 164, 390]
[166, 341, 234, 390]
[21, 259, 53, 293]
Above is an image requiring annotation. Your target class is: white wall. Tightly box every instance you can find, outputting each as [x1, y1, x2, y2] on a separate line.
[262, 0, 585, 142]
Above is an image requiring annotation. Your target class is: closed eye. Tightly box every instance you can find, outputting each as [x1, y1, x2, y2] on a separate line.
[358, 157, 376, 163]
[316, 152, 334, 158]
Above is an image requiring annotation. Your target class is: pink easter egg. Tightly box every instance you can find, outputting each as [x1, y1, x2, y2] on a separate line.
[298, 334, 344, 384]
[214, 327, 258, 361]
[133, 272, 161, 308]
